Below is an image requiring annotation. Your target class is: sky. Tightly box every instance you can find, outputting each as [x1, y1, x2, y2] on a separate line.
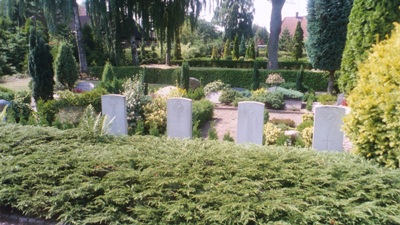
[77, 0, 308, 32]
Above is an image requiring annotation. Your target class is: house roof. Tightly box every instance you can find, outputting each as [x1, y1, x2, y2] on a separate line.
[281, 13, 308, 39]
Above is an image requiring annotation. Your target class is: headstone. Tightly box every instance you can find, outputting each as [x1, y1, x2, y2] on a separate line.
[101, 94, 128, 135]
[312, 106, 345, 151]
[206, 91, 221, 103]
[236, 101, 265, 145]
[167, 98, 192, 139]
[336, 93, 345, 105]
[189, 77, 201, 89]
[154, 86, 177, 97]
[75, 81, 95, 92]
[0, 99, 10, 112]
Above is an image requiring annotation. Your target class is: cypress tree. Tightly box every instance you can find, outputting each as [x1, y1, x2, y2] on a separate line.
[233, 34, 239, 60]
[54, 42, 79, 90]
[28, 26, 54, 102]
[180, 61, 190, 91]
[252, 60, 260, 90]
[223, 39, 231, 59]
[173, 36, 182, 60]
[296, 65, 306, 92]
[239, 34, 246, 57]
[339, 0, 400, 93]
[292, 21, 304, 61]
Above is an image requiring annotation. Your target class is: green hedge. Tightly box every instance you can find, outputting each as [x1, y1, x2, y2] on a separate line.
[1, 124, 400, 224]
[88, 67, 328, 91]
[169, 59, 312, 70]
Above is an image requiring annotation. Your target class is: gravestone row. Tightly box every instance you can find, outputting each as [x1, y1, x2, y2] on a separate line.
[100, 95, 346, 151]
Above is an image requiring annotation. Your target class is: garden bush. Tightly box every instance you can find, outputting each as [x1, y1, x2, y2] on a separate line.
[185, 87, 205, 100]
[271, 86, 304, 100]
[219, 89, 242, 105]
[265, 92, 285, 110]
[344, 23, 400, 168]
[203, 80, 229, 95]
[1, 124, 400, 224]
[317, 93, 337, 105]
[269, 118, 296, 128]
[192, 99, 214, 127]
[264, 122, 283, 145]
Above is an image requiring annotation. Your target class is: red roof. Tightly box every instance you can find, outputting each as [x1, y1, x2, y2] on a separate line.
[281, 14, 308, 39]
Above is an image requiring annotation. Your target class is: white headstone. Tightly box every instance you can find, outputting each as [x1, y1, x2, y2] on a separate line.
[167, 98, 192, 139]
[236, 101, 265, 145]
[312, 106, 345, 151]
[101, 94, 128, 135]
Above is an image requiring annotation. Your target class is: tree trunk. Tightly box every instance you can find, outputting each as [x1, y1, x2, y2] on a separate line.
[327, 70, 335, 94]
[72, 1, 88, 73]
[267, 0, 285, 69]
[166, 40, 171, 66]
[131, 35, 139, 66]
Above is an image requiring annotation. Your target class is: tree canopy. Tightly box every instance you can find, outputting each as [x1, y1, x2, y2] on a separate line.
[307, 0, 353, 93]
[339, 0, 400, 93]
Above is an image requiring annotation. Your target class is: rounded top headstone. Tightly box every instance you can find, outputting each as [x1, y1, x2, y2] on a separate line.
[75, 81, 95, 92]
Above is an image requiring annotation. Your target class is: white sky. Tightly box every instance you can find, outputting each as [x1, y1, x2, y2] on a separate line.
[77, 0, 308, 31]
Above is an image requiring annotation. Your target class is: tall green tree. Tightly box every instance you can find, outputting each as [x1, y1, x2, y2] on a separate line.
[253, 25, 269, 45]
[223, 39, 231, 59]
[278, 28, 292, 52]
[0, 0, 88, 73]
[29, 25, 54, 102]
[292, 21, 304, 61]
[54, 42, 78, 90]
[233, 34, 239, 59]
[213, 0, 254, 40]
[267, 0, 286, 69]
[307, 0, 353, 94]
[86, 0, 205, 66]
[339, 0, 400, 93]
[239, 34, 246, 57]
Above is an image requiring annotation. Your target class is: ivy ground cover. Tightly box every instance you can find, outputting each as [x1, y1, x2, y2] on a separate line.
[1, 124, 400, 224]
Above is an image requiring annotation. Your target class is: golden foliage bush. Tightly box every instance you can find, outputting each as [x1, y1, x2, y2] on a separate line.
[344, 23, 400, 168]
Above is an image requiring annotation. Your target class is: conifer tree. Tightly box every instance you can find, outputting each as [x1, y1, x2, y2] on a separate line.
[28, 26, 54, 102]
[173, 35, 182, 60]
[223, 39, 232, 59]
[180, 61, 190, 91]
[233, 34, 239, 59]
[239, 34, 246, 57]
[54, 42, 79, 90]
[292, 21, 304, 61]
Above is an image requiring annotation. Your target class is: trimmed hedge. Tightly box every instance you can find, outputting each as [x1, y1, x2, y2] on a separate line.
[170, 59, 312, 70]
[1, 124, 400, 224]
[89, 66, 328, 91]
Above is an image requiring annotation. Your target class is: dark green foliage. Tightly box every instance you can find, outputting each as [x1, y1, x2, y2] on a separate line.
[0, 20, 27, 74]
[88, 66, 328, 91]
[180, 61, 190, 91]
[279, 82, 296, 90]
[279, 28, 292, 52]
[192, 99, 214, 127]
[307, 0, 354, 94]
[6, 100, 32, 124]
[252, 60, 260, 90]
[219, 89, 242, 105]
[54, 42, 79, 90]
[246, 39, 256, 60]
[100, 62, 122, 94]
[296, 65, 306, 92]
[239, 34, 246, 57]
[173, 36, 182, 60]
[263, 92, 285, 109]
[339, 0, 400, 93]
[292, 21, 304, 61]
[223, 132, 234, 142]
[208, 121, 218, 140]
[232, 34, 239, 59]
[186, 87, 205, 100]
[2, 124, 400, 224]
[29, 27, 54, 102]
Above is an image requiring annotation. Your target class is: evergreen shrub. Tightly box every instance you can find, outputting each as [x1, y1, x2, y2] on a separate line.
[192, 99, 214, 127]
[2, 124, 400, 224]
[54, 42, 79, 90]
[344, 23, 400, 168]
[219, 89, 242, 105]
[317, 94, 336, 105]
